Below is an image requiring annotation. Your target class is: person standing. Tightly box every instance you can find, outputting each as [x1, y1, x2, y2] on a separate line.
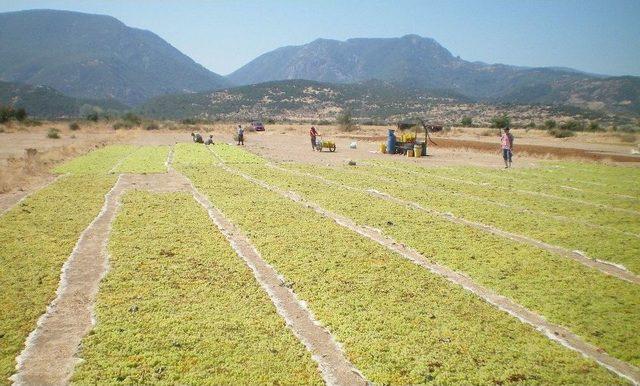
[309, 126, 318, 150]
[237, 125, 244, 146]
[500, 127, 514, 168]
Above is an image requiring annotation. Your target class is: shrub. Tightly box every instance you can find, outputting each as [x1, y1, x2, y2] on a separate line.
[588, 121, 602, 132]
[86, 112, 99, 122]
[265, 118, 276, 124]
[122, 113, 142, 126]
[69, 122, 81, 131]
[14, 108, 27, 122]
[490, 115, 510, 129]
[336, 109, 357, 132]
[0, 106, 13, 123]
[460, 116, 473, 127]
[543, 119, 557, 130]
[145, 122, 159, 130]
[549, 128, 575, 138]
[181, 118, 197, 125]
[560, 119, 586, 131]
[47, 128, 60, 139]
[525, 121, 536, 129]
[112, 121, 135, 130]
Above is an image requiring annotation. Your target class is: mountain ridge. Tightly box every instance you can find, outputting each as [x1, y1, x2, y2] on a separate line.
[228, 35, 639, 115]
[0, 9, 231, 105]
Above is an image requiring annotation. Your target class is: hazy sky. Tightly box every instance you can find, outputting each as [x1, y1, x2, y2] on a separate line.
[1, 0, 638, 76]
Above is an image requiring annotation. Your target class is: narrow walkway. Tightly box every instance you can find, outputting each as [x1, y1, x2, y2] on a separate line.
[270, 164, 640, 284]
[219, 161, 640, 385]
[356, 164, 640, 239]
[380, 163, 640, 216]
[188, 181, 366, 386]
[165, 154, 366, 386]
[10, 172, 193, 386]
[13, 161, 364, 385]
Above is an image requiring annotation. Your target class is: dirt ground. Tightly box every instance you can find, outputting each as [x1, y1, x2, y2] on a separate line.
[0, 121, 638, 213]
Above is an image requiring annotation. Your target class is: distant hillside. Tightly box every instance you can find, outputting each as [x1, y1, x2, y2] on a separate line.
[136, 79, 470, 120]
[0, 9, 231, 105]
[228, 35, 639, 116]
[0, 81, 128, 118]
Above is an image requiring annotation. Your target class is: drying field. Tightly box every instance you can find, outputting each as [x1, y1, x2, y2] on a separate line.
[0, 143, 639, 385]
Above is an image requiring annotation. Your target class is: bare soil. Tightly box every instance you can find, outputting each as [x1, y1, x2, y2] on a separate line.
[1, 122, 638, 214]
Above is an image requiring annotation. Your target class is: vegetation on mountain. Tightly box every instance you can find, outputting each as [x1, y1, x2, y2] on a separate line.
[0, 81, 127, 118]
[0, 10, 230, 105]
[229, 35, 640, 116]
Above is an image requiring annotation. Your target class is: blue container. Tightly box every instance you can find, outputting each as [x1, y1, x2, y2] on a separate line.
[387, 129, 396, 155]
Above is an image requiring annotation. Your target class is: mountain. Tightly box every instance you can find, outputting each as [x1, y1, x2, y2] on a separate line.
[0, 9, 230, 105]
[0, 80, 128, 118]
[137, 79, 470, 120]
[228, 35, 639, 116]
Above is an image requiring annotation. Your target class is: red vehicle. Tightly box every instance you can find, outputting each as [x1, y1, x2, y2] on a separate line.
[251, 121, 265, 131]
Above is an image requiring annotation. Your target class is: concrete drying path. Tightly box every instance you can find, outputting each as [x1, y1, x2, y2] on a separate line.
[187, 181, 367, 386]
[216, 159, 640, 385]
[359, 164, 640, 239]
[13, 158, 364, 385]
[270, 163, 640, 284]
[10, 171, 194, 386]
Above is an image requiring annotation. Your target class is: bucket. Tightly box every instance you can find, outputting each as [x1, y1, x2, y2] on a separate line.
[414, 144, 422, 158]
[380, 143, 387, 154]
[407, 149, 414, 157]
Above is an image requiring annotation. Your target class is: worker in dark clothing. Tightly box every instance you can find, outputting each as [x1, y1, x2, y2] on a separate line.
[236, 125, 244, 145]
[204, 135, 214, 145]
[191, 132, 203, 143]
[310, 126, 318, 150]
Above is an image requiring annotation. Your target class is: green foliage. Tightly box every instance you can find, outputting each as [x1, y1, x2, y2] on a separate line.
[588, 121, 602, 132]
[544, 119, 557, 130]
[122, 112, 142, 126]
[181, 118, 197, 125]
[336, 108, 356, 132]
[490, 114, 510, 128]
[460, 116, 473, 126]
[46, 127, 60, 139]
[72, 192, 321, 384]
[14, 108, 27, 121]
[0, 174, 117, 381]
[0, 105, 27, 122]
[560, 119, 586, 131]
[0, 106, 11, 123]
[549, 128, 576, 138]
[86, 111, 99, 122]
[173, 148, 623, 384]
[69, 122, 80, 131]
